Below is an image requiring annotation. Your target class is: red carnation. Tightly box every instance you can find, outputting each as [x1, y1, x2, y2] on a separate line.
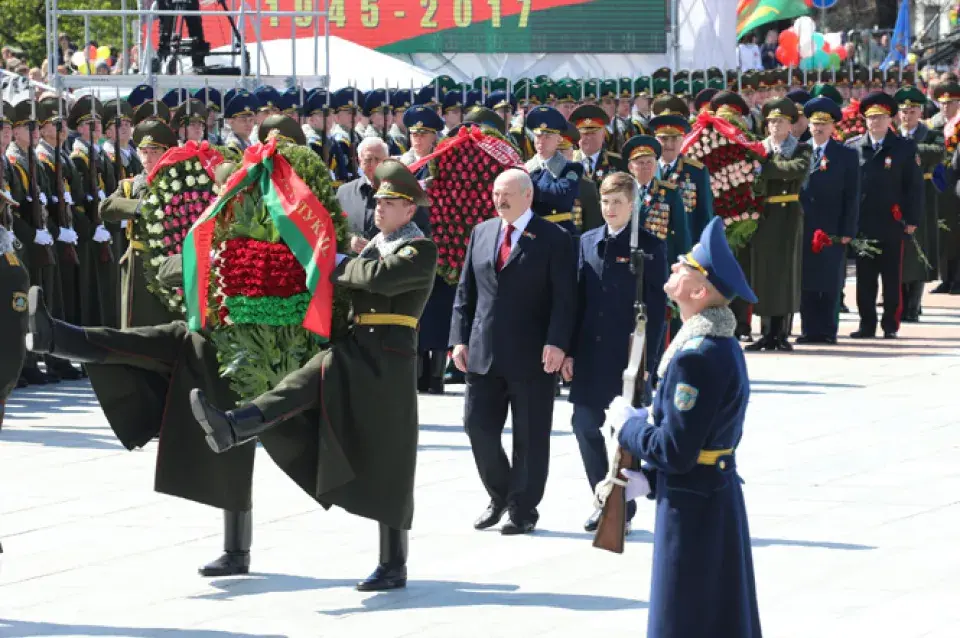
[811, 229, 833, 254]
[892, 204, 903, 222]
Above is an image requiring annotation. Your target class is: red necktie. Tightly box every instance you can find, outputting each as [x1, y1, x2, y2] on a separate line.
[496, 224, 515, 272]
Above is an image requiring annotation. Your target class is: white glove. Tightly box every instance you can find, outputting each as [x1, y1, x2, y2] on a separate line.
[63, 191, 74, 205]
[57, 227, 79, 244]
[34, 229, 54, 245]
[98, 190, 106, 200]
[605, 395, 648, 442]
[120, 219, 128, 229]
[38, 192, 48, 206]
[92, 224, 112, 243]
[621, 468, 652, 501]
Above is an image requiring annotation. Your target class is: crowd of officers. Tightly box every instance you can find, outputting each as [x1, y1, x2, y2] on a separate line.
[2, 65, 959, 414]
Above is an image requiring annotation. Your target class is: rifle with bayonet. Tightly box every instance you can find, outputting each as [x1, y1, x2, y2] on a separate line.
[87, 97, 112, 264]
[593, 196, 652, 554]
[53, 97, 79, 266]
[27, 93, 54, 267]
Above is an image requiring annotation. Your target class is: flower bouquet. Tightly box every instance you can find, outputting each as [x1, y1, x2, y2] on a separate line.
[892, 204, 932, 272]
[183, 139, 349, 403]
[409, 125, 524, 286]
[833, 99, 865, 143]
[681, 111, 767, 250]
[811, 228, 880, 258]
[137, 141, 223, 312]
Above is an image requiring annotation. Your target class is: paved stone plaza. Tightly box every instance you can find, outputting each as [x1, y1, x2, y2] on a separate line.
[2, 287, 959, 637]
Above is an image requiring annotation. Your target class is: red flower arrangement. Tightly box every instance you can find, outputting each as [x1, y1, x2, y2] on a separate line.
[890, 204, 932, 270]
[834, 99, 865, 142]
[811, 228, 880, 257]
[892, 204, 903, 222]
[409, 126, 523, 286]
[681, 111, 767, 250]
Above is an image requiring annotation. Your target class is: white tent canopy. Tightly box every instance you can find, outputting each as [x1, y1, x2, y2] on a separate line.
[214, 36, 436, 89]
[388, 0, 737, 81]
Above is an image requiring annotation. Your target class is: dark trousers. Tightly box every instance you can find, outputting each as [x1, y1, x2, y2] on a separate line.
[571, 404, 637, 521]
[24, 263, 59, 374]
[463, 371, 556, 522]
[730, 297, 752, 337]
[856, 239, 903, 334]
[800, 289, 840, 339]
[901, 281, 924, 320]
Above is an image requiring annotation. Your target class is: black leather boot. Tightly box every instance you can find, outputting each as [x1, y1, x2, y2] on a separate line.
[198, 510, 252, 577]
[427, 349, 446, 394]
[189, 389, 270, 454]
[356, 524, 408, 591]
[416, 353, 430, 393]
[26, 287, 107, 363]
[772, 316, 793, 351]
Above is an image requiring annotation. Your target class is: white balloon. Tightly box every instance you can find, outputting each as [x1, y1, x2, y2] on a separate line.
[794, 16, 816, 42]
[798, 39, 815, 58]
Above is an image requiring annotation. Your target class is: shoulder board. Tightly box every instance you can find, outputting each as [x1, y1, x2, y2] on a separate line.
[683, 157, 703, 169]
[658, 179, 677, 190]
[605, 151, 622, 160]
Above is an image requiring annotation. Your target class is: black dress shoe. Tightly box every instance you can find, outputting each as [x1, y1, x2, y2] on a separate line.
[884, 331, 898, 339]
[931, 282, 951, 294]
[737, 333, 754, 343]
[198, 551, 250, 577]
[20, 367, 49, 385]
[584, 508, 601, 532]
[473, 502, 506, 530]
[823, 336, 838, 345]
[189, 389, 267, 454]
[795, 335, 815, 344]
[427, 377, 444, 395]
[774, 338, 793, 352]
[744, 336, 771, 351]
[356, 564, 407, 591]
[840, 303, 851, 313]
[901, 315, 919, 323]
[501, 519, 536, 535]
[16, 376, 28, 388]
[850, 330, 876, 339]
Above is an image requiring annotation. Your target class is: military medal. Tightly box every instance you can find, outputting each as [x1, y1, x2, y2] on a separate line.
[819, 156, 828, 172]
[884, 156, 892, 170]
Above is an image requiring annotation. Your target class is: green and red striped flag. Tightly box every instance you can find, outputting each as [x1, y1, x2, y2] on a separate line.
[183, 139, 336, 338]
[737, 0, 809, 40]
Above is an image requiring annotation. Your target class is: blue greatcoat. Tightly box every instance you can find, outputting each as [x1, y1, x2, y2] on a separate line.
[568, 222, 668, 410]
[619, 310, 762, 638]
[659, 156, 715, 239]
[527, 156, 584, 235]
[799, 139, 860, 292]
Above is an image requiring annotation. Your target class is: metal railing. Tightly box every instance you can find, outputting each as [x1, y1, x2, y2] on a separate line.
[44, 0, 331, 94]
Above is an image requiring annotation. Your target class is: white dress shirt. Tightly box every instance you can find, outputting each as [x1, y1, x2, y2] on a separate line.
[499, 209, 534, 255]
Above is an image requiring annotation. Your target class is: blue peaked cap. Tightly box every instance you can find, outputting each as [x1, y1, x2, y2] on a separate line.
[683, 217, 758, 303]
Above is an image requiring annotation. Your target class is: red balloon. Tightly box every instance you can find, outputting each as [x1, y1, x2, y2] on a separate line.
[836, 46, 848, 61]
[779, 29, 799, 49]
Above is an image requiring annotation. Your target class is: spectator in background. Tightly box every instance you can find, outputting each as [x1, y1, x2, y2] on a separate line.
[15, 64, 28, 78]
[58, 33, 76, 66]
[6, 58, 20, 71]
[1, 47, 12, 63]
[95, 61, 111, 75]
[739, 33, 763, 71]
[28, 68, 42, 83]
[761, 29, 779, 70]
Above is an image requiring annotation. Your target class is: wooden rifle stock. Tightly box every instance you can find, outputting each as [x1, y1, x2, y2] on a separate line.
[54, 120, 79, 266]
[26, 124, 54, 267]
[593, 229, 651, 554]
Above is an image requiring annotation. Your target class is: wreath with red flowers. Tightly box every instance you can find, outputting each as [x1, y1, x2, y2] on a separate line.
[411, 125, 524, 286]
[198, 143, 349, 403]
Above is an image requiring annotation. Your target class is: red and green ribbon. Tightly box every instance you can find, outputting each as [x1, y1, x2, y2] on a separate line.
[183, 138, 336, 339]
[147, 140, 223, 184]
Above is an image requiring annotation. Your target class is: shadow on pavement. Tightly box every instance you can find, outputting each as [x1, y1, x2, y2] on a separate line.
[0, 619, 285, 638]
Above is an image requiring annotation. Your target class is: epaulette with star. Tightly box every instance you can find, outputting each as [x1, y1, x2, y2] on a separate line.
[683, 157, 704, 169]
[658, 178, 677, 190]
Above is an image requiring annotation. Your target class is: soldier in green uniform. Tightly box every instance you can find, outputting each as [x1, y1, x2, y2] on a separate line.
[559, 121, 602, 233]
[0, 188, 28, 424]
[929, 82, 960, 294]
[26, 159, 437, 592]
[101, 98, 142, 266]
[7, 100, 59, 384]
[68, 96, 118, 329]
[746, 98, 812, 352]
[171, 99, 208, 144]
[99, 120, 181, 330]
[35, 98, 84, 382]
[897, 86, 944, 321]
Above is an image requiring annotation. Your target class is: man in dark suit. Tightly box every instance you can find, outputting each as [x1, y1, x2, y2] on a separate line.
[450, 168, 577, 535]
[845, 92, 923, 339]
[798, 98, 860, 343]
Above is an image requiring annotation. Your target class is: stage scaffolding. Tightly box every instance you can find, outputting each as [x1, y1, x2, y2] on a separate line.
[43, 0, 331, 96]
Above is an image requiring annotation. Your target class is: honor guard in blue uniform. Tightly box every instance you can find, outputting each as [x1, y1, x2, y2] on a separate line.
[570, 104, 621, 188]
[161, 88, 189, 109]
[278, 88, 301, 120]
[400, 105, 442, 180]
[414, 86, 443, 116]
[363, 89, 403, 156]
[127, 84, 153, 110]
[897, 86, 944, 321]
[649, 111, 714, 238]
[301, 90, 350, 187]
[441, 90, 464, 136]
[195, 87, 223, 144]
[485, 90, 522, 149]
[798, 97, 860, 343]
[222, 92, 258, 155]
[564, 172, 667, 532]
[463, 89, 484, 116]
[253, 86, 282, 119]
[388, 90, 414, 156]
[612, 216, 762, 638]
[621, 135, 690, 266]
[524, 105, 583, 234]
[329, 87, 363, 183]
[846, 92, 923, 338]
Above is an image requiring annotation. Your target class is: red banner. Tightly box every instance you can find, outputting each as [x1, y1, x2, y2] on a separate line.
[681, 111, 766, 157]
[147, 141, 223, 184]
